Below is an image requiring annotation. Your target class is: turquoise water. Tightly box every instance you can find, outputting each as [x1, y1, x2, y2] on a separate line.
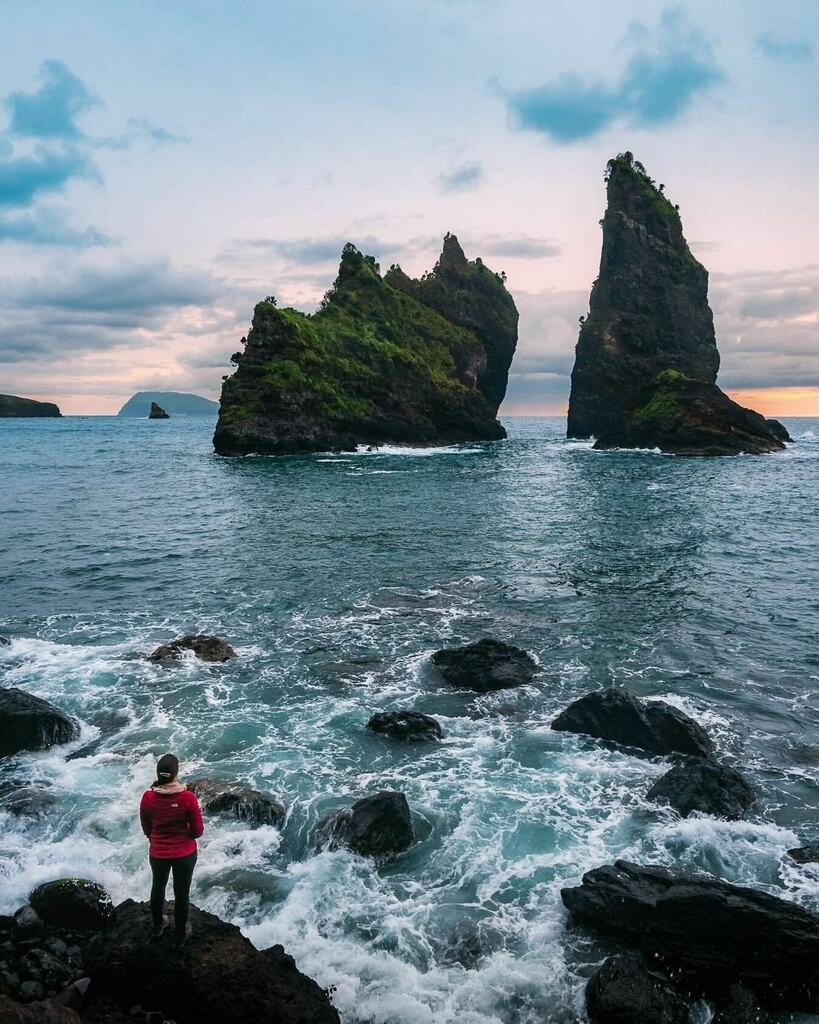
[1, 415, 819, 1023]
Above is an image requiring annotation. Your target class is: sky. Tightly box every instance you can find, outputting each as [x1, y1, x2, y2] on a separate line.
[0, 0, 817, 415]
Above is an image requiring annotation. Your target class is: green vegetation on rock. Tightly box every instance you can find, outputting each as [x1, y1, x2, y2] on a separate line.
[214, 236, 518, 455]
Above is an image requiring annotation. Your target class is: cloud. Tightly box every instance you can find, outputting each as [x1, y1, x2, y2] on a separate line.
[0, 61, 181, 245]
[755, 33, 814, 64]
[0, 146, 100, 208]
[0, 260, 223, 362]
[6, 59, 98, 140]
[0, 207, 112, 246]
[711, 266, 819, 388]
[504, 7, 723, 142]
[437, 160, 484, 192]
[124, 117, 189, 146]
[481, 236, 561, 259]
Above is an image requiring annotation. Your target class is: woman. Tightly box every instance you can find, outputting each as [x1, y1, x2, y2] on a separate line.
[139, 753, 204, 946]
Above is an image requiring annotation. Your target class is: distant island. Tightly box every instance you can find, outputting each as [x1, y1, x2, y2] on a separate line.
[213, 234, 518, 456]
[567, 153, 789, 456]
[117, 392, 218, 418]
[0, 394, 61, 417]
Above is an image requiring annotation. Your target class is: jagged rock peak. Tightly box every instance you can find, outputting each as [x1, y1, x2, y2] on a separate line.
[213, 235, 518, 456]
[567, 152, 720, 440]
[567, 153, 789, 456]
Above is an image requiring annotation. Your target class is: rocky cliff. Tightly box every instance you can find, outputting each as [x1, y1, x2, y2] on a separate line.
[567, 153, 788, 455]
[0, 394, 61, 417]
[213, 235, 517, 456]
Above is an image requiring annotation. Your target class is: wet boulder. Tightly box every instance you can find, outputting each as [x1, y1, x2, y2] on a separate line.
[367, 711, 443, 742]
[713, 984, 772, 1024]
[0, 636, 9, 646]
[431, 638, 537, 693]
[12, 907, 45, 942]
[647, 759, 756, 819]
[561, 860, 819, 1012]
[786, 845, 819, 864]
[85, 900, 339, 1024]
[29, 880, 113, 931]
[585, 955, 689, 1024]
[314, 791, 414, 856]
[147, 634, 236, 663]
[551, 688, 713, 757]
[0, 786, 59, 817]
[0, 689, 80, 757]
[187, 778, 285, 827]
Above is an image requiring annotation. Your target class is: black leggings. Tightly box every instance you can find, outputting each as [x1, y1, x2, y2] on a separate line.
[150, 850, 197, 937]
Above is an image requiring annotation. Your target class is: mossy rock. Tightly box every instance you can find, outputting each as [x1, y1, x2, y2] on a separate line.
[213, 235, 518, 455]
[30, 878, 114, 930]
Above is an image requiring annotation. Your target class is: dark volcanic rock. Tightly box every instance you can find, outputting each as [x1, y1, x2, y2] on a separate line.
[386, 233, 519, 408]
[585, 955, 689, 1024]
[148, 401, 169, 419]
[12, 906, 45, 941]
[765, 418, 792, 443]
[551, 689, 713, 757]
[0, 689, 80, 757]
[147, 634, 236, 663]
[29, 879, 113, 930]
[713, 984, 772, 1024]
[567, 153, 783, 457]
[86, 900, 339, 1024]
[367, 711, 443, 742]
[646, 758, 756, 819]
[593, 372, 786, 456]
[213, 236, 516, 456]
[561, 860, 819, 1011]
[0, 635, 9, 645]
[0, 996, 79, 1022]
[314, 791, 414, 856]
[431, 639, 537, 693]
[786, 845, 819, 864]
[187, 778, 285, 827]
[0, 394, 61, 418]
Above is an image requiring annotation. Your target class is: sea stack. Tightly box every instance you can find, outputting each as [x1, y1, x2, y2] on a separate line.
[567, 153, 789, 455]
[213, 235, 518, 456]
[0, 394, 61, 417]
[149, 401, 170, 419]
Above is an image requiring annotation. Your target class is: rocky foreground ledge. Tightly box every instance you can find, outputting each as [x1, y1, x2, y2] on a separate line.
[1, 880, 338, 1024]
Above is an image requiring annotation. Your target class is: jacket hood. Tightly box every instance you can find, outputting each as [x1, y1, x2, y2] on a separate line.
[151, 781, 187, 795]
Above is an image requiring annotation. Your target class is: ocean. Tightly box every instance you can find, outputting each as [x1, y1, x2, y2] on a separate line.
[1, 414, 818, 1023]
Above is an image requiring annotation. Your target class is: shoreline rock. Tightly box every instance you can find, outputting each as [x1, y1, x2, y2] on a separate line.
[187, 778, 285, 827]
[0, 689, 80, 757]
[786, 845, 819, 864]
[30, 880, 113, 932]
[366, 711, 443, 742]
[585, 955, 689, 1024]
[147, 402, 169, 419]
[551, 688, 713, 757]
[431, 638, 537, 693]
[313, 791, 415, 856]
[86, 900, 339, 1024]
[147, 634, 236, 663]
[646, 758, 756, 819]
[562, 860, 819, 1011]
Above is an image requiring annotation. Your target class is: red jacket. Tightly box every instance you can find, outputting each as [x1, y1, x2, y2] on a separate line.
[140, 785, 203, 859]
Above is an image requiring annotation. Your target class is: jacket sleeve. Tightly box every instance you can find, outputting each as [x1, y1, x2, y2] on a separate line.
[186, 792, 204, 839]
[139, 792, 152, 838]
